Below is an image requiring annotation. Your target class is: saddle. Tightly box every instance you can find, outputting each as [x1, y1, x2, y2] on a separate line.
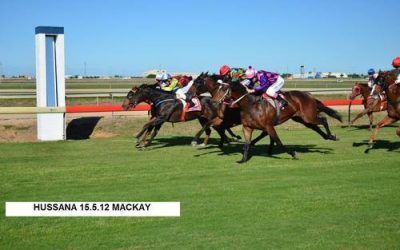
[261, 93, 286, 125]
[179, 97, 201, 122]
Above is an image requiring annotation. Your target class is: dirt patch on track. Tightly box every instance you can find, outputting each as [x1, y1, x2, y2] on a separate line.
[0, 118, 36, 142]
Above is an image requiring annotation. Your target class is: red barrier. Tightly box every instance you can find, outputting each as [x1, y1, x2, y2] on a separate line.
[66, 104, 150, 113]
[65, 99, 374, 113]
[321, 99, 362, 106]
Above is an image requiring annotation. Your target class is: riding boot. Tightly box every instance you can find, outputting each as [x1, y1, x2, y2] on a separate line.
[276, 94, 288, 109]
[185, 97, 194, 109]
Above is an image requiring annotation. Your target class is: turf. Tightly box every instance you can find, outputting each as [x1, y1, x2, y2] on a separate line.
[1, 121, 400, 249]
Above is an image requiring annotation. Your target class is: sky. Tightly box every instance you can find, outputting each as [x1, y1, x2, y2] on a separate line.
[0, 0, 399, 76]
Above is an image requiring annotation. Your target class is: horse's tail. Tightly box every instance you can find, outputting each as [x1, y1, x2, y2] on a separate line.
[316, 100, 342, 122]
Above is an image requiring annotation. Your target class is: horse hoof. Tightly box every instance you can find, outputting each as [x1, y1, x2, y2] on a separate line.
[368, 142, 374, 149]
[237, 159, 247, 164]
[232, 136, 241, 142]
[292, 152, 299, 160]
[198, 143, 206, 147]
[331, 134, 339, 141]
[191, 141, 198, 146]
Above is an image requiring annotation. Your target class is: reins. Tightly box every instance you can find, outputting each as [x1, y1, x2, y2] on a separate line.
[154, 98, 176, 107]
[231, 93, 249, 105]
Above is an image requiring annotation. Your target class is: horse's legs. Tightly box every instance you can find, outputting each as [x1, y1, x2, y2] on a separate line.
[143, 118, 166, 147]
[267, 137, 275, 155]
[135, 117, 156, 144]
[368, 112, 374, 130]
[291, 116, 332, 140]
[216, 127, 229, 148]
[138, 126, 155, 147]
[237, 126, 253, 163]
[202, 126, 211, 146]
[250, 131, 268, 146]
[226, 127, 241, 140]
[265, 125, 298, 159]
[318, 116, 337, 140]
[368, 115, 398, 149]
[192, 118, 210, 145]
[350, 109, 369, 125]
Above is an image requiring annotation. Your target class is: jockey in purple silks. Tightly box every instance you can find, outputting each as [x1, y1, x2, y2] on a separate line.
[246, 69, 288, 108]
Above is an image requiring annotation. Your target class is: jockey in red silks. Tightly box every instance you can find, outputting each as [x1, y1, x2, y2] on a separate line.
[247, 69, 288, 109]
[219, 65, 247, 83]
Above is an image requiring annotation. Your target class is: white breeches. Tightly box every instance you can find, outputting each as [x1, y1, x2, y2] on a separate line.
[175, 80, 194, 100]
[266, 76, 285, 97]
[175, 89, 186, 100]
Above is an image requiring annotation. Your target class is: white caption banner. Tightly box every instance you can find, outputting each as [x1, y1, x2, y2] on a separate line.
[5, 202, 180, 217]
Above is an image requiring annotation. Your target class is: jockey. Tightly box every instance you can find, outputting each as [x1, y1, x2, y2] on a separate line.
[219, 65, 246, 83]
[247, 70, 288, 108]
[175, 76, 194, 99]
[161, 74, 179, 92]
[367, 68, 381, 99]
[392, 57, 400, 84]
[242, 66, 258, 89]
[156, 73, 172, 89]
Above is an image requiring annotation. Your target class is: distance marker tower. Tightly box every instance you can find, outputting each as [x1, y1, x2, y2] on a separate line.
[35, 26, 66, 141]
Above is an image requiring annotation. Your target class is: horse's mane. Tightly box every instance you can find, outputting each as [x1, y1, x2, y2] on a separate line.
[354, 82, 369, 89]
[136, 83, 175, 96]
[208, 74, 221, 81]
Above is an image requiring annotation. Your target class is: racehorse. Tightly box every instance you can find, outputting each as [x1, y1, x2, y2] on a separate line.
[367, 69, 400, 149]
[122, 84, 219, 148]
[216, 81, 342, 163]
[190, 73, 266, 147]
[348, 82, 387, 129]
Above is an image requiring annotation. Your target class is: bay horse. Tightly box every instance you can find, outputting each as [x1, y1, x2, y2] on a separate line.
[122, 84, 219, 148]
[216, 81, 342, 163]
[367, 69, 400, 149]
[348, 82, 387, 129]
[189, 73, 243, 148]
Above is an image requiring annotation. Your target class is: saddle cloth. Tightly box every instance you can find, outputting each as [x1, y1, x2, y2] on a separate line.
[262, 93, 277, 109]
[179, 97, 201, 122]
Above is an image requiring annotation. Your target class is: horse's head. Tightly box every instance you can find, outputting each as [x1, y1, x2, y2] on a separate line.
[121, 85, 150, 111]
[349, 82, 363, 100]
[192, 72, 208, 95]
[212, 81, 231, 103]
[213, 80, 247, 104]
[374, 70, 398, 92]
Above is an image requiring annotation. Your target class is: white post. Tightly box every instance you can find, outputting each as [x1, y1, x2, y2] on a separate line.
[35, 26, 66, 141]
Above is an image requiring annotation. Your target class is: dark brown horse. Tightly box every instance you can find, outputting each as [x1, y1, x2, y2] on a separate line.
[190, 73, 243, 148]
[122, 84, 219, 148]
[216, 81, 342, 163]
[367, 69, 400, 149]
[348, 82, 387, 129]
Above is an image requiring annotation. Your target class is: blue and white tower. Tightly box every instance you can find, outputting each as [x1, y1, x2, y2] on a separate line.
[35, 26, 66, 140]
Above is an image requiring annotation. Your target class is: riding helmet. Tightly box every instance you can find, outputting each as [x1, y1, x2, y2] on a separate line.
[392, 57, 400, 68]
[367, 68, 375, 75]
[219, 65, 231, 76]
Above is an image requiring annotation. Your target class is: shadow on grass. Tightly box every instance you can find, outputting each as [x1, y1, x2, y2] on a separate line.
[353, 140, 400, 153]
[343, 124, 398, 131]
[145, 136, 333, 159]
[66, 116, 102, 140]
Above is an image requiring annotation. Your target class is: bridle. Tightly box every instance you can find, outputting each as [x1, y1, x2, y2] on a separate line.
[215, 82, 231, 103]
[230, 92, 249, 105]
